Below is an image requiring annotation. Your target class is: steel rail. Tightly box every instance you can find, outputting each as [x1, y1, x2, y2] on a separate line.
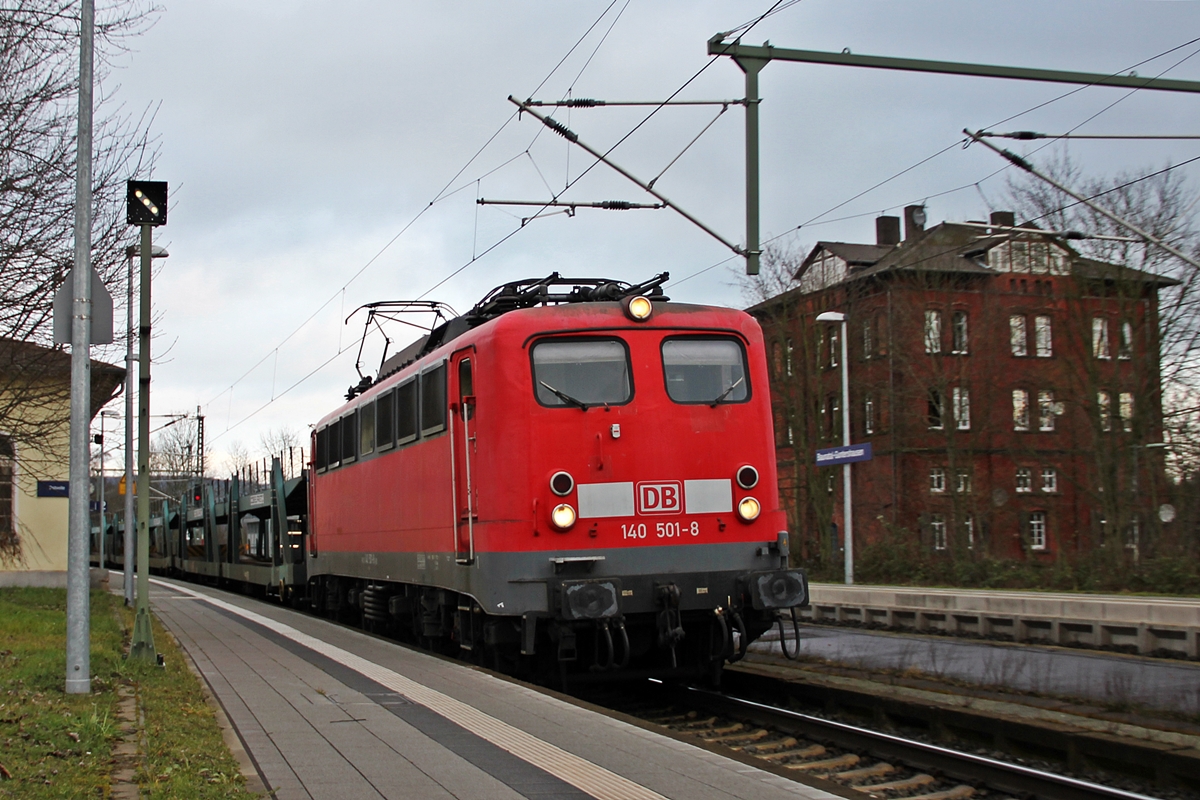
[680, 686, 1160, 800]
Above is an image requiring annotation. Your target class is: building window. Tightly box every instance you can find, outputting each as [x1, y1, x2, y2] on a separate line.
[1034, 315, 1052, 357]
[1119, 392, 1134, 432]
[963, 514, 975, 549]
[951, 311, 968, 354]
[0, 436, 12, 542]
[1119, 321, 1133, 360]
[1029, 511, 1047, 550]
[927, 389, 944, 430]
[1009, 315, 1027, 357]
[1041, 467, 1057, 493]
[862, 319, 873, 359]
[931, 514, 947, 551]
[827, 472, 836, 495]
[924, 310, 942, 354]
[930, 467, 946, 493]
[1013, 389, 1030, 431]
[1097, 391, 1112, 432]
[955, 468, 972, 494]
[785, 338, 794, 377]
[1016, 467, 1032, 493]
[953, 387, 970, 430]
[828, 325, 840, 369]
[1093, 317, 1111, 359]
[864, 395, 875, 435]
[1038, 390, 1055, 432]
[824, 395, 840, 441]
[787, 423, 794, 446]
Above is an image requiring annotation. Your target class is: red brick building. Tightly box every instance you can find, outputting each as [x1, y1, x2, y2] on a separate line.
[749, 208, 1177, 567]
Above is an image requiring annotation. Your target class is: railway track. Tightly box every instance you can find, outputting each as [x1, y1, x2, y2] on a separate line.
[590, 681, 1168, 800]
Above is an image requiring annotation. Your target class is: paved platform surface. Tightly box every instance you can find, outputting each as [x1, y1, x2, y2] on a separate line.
[755, 623, 1200, 713]
[146, 577, 840, 800]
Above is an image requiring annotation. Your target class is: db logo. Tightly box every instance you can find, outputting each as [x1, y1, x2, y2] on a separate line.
[637, 481, 682, 514]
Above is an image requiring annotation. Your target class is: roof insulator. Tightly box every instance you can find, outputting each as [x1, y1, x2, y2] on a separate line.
[565, 98, 602, 107]
[599, 201, 633, 210]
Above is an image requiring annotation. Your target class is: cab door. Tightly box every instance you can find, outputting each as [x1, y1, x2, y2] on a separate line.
[450, 348, 477, 563]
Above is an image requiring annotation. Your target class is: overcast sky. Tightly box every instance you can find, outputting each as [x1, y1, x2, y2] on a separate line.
[96, 0, 1200, 473]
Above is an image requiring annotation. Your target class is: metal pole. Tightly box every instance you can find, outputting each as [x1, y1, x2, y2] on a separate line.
[966, 131, 1200, 273]
[98, 414, 105, 570]
[736, 56, 766, 276]
[840, 318, 853, 585]
[123, 248, 135, 606]
[129, 223, 156, 661]
[65, 0, 95, 696]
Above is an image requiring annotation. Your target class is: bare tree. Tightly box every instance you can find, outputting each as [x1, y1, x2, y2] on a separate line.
[1005, 156, 1200, 561]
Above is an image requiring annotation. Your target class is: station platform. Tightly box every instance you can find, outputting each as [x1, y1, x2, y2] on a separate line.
[146, 577, 839, 800]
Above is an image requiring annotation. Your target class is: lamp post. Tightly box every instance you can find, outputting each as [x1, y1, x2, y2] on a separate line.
[122, 243, 167, 606]
[816, 310, 853, 585]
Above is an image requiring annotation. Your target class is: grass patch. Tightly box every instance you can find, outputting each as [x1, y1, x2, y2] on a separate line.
[0, 588, 259, 799]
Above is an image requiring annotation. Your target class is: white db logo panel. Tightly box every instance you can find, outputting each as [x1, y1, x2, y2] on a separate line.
[637, 481, 682, 514]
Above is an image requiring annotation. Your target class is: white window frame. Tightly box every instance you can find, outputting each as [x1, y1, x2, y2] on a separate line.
[928, 389, 944, 430]
[1041, 467, 1057, 493]
[1098, 391, 1112, 432]
[1016, 467, 1033, 493]
[828, 325, 840, 369]
[929, 467, 946, 493]
[1012, 389, 1030, 431]
[955, 468, 972, 494]
[1009, 315, 1027, 357]
[1034, 315, 1052, 357]
[1093, 317, 1111, 360]
[953, 387, 971, 430]
[785, 338, 794, 377]
[1119, 392, 1133, 432]
[963, 514, 975, 550]
[1118, 321, 1133, 360]
[1029, 511, 1047, 550]
[924, 310, 942, 354]
[1038, 390, 1055, 432]
[864, 395, 875, 435]
[951, 311, 969, 354]
[862, 320, 873, 359]
[931, 513, 947, 551]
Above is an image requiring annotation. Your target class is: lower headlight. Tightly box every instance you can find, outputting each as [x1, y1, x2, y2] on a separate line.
[551, 503, 577, 530]
[737, 496, 761, 522]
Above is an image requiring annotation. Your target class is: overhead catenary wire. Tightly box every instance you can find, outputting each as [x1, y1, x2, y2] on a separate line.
[204, 1, 633, 442]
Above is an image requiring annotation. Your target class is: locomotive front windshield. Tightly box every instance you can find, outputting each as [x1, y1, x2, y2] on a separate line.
[532, 338, 631, 407]
[662, 337, 749, 404]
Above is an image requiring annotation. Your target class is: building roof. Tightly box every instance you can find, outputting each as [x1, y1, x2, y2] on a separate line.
[795, 221, 1182, 290]
[0, 337, 126, 418]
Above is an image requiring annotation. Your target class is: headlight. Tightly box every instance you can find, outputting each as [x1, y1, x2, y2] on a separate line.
[623, 295, 653, 321]
[737, 497, 761, 522]
[736, 465, 759, 489]
[551, 503, 577, 530]
[550, 471, 574, 496]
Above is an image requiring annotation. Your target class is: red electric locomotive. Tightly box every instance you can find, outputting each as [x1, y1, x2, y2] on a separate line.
[307, 273, 808, 682]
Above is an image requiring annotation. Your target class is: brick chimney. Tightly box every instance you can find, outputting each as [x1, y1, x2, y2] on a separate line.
[990, 210, 1016, 232]
[875, 215, 901, 246]
[903, 205, 926, 240]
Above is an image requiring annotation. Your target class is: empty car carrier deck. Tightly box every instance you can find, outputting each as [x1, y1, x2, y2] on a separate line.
[147, 576, 838, 800]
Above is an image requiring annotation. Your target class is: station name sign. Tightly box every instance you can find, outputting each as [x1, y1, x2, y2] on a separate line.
[815, 442, 873, 466]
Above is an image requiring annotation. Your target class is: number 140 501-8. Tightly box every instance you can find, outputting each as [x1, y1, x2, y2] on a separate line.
[621, 521, 699, 539]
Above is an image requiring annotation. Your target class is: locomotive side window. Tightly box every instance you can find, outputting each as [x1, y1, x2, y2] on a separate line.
[341, 411, 357, 464]
[327, 419, 341, 467]
[315, 427, 328, 472]
[661, 337, 750, 405]
[421, 362, 447, 435]
[359, 401, 375, 456]
[531, 338, 632, 407]
[396, 378, 418, 444]
[375, 389, 395, 450]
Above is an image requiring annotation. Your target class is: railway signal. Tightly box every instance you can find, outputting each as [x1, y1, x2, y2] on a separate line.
[127, 178, 169, 664]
